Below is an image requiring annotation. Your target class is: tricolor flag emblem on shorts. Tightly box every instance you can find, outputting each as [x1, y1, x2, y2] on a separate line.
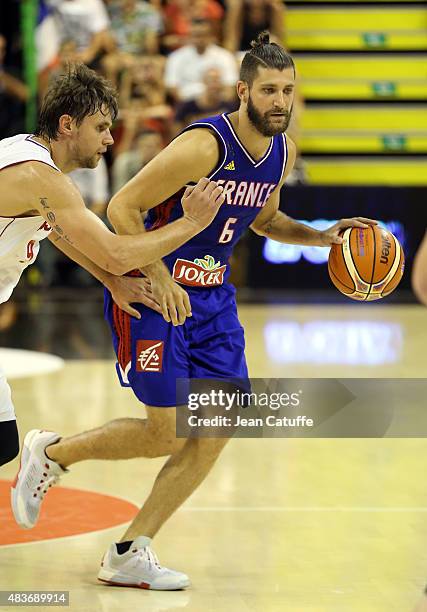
[136, 340, 164, 373]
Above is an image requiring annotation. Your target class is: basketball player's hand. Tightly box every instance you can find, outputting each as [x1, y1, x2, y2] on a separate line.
[320, 217, 378, 246]
[106, 276, 162, 319]
[182, 178, 225, 230]
[149, 273, 192, 326]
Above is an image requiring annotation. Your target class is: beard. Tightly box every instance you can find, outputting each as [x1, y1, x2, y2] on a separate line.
[83, 154, 101, 169]
[247, 95, 291, 137]
[71, 140, 102, 169]
[75, 151, 101, 169]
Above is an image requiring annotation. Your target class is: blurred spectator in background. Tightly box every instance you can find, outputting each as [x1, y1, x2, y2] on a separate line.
[51, 0, 115, 69]
[40, 38, 79, 89]
[69, 157, 110, 218]
[162, 0, 224, 52]
[165, 18, 238, 103]
[0, 34, 28, 138]
[102, 0, 163, 88]
[283, 90, 307, 184]
[223, 0, 285, 52]
[112, 129, 163, 192]
[118, 56, 173, 139]
[173, 67, 237, 134]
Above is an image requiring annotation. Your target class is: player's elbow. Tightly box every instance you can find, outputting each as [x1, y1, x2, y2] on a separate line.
[107, 193, 124, 229]
[99, 235, 130, 276]
[105, 230, 159, 274]
[250, 221, 267, 237]
[103, 254, 126, 276]
[412, 268, 427, 306]
[108, 246, 132, 276]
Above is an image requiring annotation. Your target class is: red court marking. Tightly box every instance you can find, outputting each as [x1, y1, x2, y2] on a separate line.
[0, 480, 138, 546]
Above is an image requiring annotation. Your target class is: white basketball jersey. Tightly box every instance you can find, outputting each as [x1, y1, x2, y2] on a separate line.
[0, 134, 60, 304]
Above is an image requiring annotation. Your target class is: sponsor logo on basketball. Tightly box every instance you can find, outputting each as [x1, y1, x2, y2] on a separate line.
[172, 255, 226, 287]
[357, 229, 366, 257]
[380, 234, 392, 265]
[136, 340, 164, 373]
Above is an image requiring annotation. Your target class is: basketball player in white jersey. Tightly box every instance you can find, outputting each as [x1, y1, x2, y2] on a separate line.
[0, 63, 225, 467]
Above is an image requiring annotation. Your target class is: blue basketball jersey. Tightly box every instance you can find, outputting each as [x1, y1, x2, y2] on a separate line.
[105, 113, 288, 405]
[144, 113, 288, 288]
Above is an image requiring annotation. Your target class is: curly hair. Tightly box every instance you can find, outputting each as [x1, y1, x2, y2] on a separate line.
[35, 64, 118, 140]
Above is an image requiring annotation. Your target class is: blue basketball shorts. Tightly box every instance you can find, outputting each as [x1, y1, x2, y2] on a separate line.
[104, 283, 248, 407]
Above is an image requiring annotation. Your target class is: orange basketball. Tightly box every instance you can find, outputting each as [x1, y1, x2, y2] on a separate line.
[328, 226, 405, 301]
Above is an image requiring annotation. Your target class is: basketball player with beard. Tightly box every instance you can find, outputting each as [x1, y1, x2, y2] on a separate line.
[12, 33, 376, 590]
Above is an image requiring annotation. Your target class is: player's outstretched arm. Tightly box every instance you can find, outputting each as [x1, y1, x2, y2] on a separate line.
[48, 233, 161, 317]
[412, 231, 427, 305]
[251, 138, 376, 245]
[29, 161, 223, 275]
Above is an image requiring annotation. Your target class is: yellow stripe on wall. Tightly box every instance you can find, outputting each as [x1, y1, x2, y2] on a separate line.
[299, 80, 427, 100]
[306, 159, 427, 185]
[288, 9, 427, 31]
[301, 107, 427, 131]
[300, 134, 427, 153]
[295, 56, 427, 80]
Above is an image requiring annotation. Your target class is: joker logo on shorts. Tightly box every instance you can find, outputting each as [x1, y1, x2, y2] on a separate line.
[172, 254, 226, 287]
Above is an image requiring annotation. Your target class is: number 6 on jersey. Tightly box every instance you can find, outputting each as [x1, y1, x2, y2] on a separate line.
[219, 217, 238, 244]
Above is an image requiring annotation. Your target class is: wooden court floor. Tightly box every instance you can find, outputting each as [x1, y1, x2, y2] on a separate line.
[1, 303, 427, 612]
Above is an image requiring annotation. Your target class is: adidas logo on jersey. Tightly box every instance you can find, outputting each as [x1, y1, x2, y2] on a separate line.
[224, 161, 235, 171]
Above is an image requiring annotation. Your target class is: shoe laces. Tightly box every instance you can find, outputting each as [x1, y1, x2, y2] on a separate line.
[32, 463, 62, 500]
[133, 546, 162, 571]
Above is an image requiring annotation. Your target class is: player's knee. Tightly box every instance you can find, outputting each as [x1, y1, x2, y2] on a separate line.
[192, 436, 230, 462]
[144, 437, 185, 459]
[145, 406, 178, 438]
[0, 420, 19, 466]
[142, 410, 183, 457]
[144, 422, 185, 457]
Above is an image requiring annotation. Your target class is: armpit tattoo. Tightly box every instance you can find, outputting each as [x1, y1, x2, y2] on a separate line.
[39, 197, 50, 210]
[47, 211, 56, 224]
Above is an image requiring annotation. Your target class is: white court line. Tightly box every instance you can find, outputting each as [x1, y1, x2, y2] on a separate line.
[181, 506, 427, 512]
[0, 348, 64, 379]
[0, 520, 133, 550]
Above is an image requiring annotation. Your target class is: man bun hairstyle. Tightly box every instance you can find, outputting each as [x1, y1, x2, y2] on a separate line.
[240, 30, 295, 86]
[35, 63, 118, 140]
[250, 30, 271, 49]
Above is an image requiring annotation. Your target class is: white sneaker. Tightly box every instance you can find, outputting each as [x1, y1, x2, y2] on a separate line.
[98, 536, 190, 590]
[11, 429, 67, 528]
